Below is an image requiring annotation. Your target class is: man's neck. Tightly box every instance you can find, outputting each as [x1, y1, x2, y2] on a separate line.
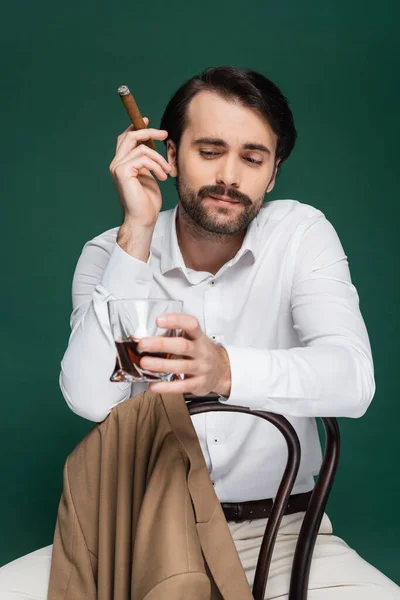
[175, 204, 246, 275]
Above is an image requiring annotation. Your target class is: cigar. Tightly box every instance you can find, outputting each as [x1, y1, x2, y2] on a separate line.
[117, 85, 156, 151]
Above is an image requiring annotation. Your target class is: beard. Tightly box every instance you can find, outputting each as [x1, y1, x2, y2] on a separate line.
[175, 175, 266, 237]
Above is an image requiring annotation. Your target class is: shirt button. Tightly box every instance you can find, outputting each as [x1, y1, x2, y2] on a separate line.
[213, 437, 219, 443]
[211, 280, 215, 285]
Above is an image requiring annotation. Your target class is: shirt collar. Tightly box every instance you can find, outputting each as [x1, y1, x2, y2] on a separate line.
[160, 204, 261, 277]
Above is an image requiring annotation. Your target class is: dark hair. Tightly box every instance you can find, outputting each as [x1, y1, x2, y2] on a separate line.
[160, 66, 297, 174]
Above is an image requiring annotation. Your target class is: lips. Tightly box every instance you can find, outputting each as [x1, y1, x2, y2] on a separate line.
[208, 194, 240, 203]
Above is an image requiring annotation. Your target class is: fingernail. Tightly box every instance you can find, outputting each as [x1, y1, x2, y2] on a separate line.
[157, 315, 168, 326]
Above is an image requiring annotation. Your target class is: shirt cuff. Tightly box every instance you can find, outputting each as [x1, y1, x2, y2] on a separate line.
[218, 345, 270, 409]
[101, 243, 153, 299]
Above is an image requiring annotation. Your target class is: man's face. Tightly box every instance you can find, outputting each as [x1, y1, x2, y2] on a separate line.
[167, 90, 280, 236]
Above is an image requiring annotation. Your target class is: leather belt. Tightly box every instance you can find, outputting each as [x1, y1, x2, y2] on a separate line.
[221, 490, 312, 522]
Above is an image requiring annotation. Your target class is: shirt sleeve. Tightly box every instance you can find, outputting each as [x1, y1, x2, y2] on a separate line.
[219, 216, 376, 418]
[60, 236, 153, 422]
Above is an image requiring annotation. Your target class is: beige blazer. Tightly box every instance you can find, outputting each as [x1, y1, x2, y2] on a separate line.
[47, 391, 254, 599]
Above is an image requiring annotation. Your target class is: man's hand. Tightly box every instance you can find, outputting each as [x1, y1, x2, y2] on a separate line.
[109, 119, 171, 228]
[138, 313, 231, 397]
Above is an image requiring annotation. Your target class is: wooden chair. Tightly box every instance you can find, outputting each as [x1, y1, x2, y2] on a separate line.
[185, 395, 340, 600]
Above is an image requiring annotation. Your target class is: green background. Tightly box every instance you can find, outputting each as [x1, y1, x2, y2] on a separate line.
[1, 0, 399, 586]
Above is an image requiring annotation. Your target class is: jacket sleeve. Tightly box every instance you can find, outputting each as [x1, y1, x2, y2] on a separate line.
[60, 235, 153, 422]
[220, 216, 375, 418]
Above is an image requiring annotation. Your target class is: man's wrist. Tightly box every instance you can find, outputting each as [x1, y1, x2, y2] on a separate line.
[117, 220, 155, 263]
[213, 345, 231, 398]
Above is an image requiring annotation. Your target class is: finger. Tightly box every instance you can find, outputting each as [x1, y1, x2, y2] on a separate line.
[138, 335, 194, 356]
[118, 155, 170, 181]
[116, 118, 150, 151]
[139, 356, 198, 375]
[148, 377, 202, 395]
[114, 144, 171, 175]
[116, 128, 168, 160]
[155, 314, 203, 341]
[116, 124, 135, 152]
[112, 155, 169, 182]
[122, 124, 136, 133]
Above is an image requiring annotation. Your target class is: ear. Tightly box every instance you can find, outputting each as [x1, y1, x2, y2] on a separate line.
[266, 158, 281, 194]
[166, 140, 178, 177]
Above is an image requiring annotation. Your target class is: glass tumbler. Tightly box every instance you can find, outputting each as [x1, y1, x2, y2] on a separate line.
[108, 298, 183, 383]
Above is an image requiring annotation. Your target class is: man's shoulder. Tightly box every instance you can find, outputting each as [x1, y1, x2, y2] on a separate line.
[258, 199, 325, 225]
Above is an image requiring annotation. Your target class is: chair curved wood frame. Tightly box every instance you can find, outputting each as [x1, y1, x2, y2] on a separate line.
[186, 398, 340, 600]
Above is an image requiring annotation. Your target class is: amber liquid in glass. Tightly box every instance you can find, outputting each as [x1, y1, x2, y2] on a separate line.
[110, 330, 175, 382]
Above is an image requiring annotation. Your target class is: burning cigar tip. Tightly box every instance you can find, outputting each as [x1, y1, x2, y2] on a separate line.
[118, 85, 131, 97]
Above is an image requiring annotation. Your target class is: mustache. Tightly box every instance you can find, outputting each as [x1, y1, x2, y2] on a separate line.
[198, 185, 251, 205]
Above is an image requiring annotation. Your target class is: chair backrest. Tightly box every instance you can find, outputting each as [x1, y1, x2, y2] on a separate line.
[186, 396, 340, 600]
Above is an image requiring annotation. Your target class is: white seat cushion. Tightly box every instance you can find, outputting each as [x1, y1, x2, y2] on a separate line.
[0, 545, 52, 599]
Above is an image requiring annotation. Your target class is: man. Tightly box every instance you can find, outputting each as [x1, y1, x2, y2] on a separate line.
[0, 66, 398, 598]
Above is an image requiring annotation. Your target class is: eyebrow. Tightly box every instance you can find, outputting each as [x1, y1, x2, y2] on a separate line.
[192, 137, 271, 155]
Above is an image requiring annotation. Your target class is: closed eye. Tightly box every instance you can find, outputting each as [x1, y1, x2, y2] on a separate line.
[199, 151, 262, 165]
[200, 151, 220, 157]
[245, 157, 263, 165]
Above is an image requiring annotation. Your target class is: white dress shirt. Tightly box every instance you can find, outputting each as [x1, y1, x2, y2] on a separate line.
[60, 199, 375, 502]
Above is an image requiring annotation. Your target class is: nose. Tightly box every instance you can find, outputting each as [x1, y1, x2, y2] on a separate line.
[215, 155, 240, 189]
